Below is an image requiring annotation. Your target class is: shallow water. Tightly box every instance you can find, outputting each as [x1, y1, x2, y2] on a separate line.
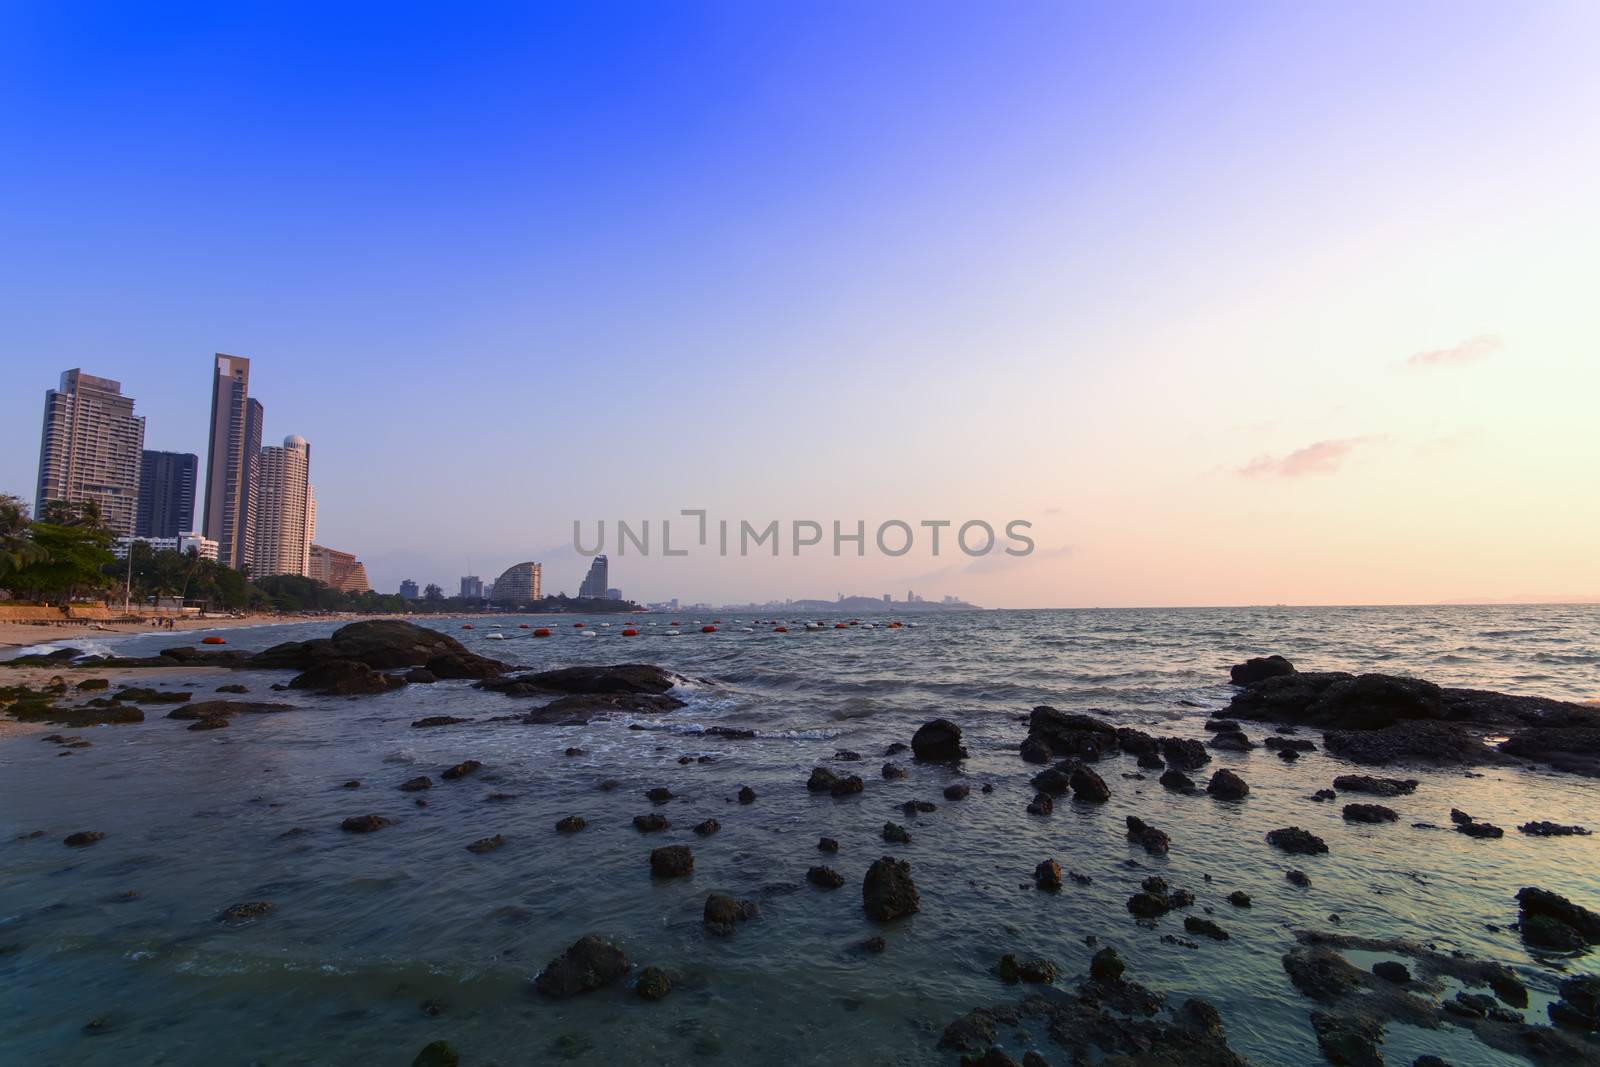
[2, 605, 1597, 1065]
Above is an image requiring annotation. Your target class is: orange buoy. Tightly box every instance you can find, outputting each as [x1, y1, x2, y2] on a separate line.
[518, 623, 529, 629]
[670, 621, 681, 626]
[701, 625, 717, 633]
[573, 622, 585, 628]
[534, 627, 552, 637]
[888, 621, 903, 628]
[834, 623, 847, 629]
[774, 626, 788, 633]
[622, 628, 638, 636]
[201, 636, 226, 645]
[462, 624, 473, 629]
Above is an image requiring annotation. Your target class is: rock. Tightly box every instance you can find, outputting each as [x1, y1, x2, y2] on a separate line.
[564, 746, 584, 756]
[1286, 869, 1312, 888]
[911, 718, 967, 762]
[466, 834, 505, 854]
[340, 815, 392, 833]
[807, 865, 844, 888]
[1158, 737, 1210, 770]
[862, 855, 919, 921]
[1516, 886, 1600, 947]
[1030, 765, 1071, 795]
[645, 786, 674, 804]
[555, 815, 586, 833]
[703, 894, 759, 934]
[1183, 916, 1229, 940]
[861, 935, 887, 953]
[1208, 730, 1255, 751]
[1089, 947, 1125, 981]
[830, 775, 864, 797]
[217, 900, 274, 922]
[400, 776, 433, 792]
[1518, 821, 1589, 837]
[489, 662, 676, 695]
[187, 716, 229, 731]
[411, 1040, 460, 1067]
[884, 742, 909, 756]
[944, 783, 970, 801]
[1027, 707, 1118, 760]
[166, 699, 294, 721]
[1550, 975, 1600, 1029]
[1026, 854, 1068, 891]
[1342, 804, 1398, 824]
[807, 767, 840, 792]
[215, 683, 248, 694]
[112, 686, 192, 704]
[1125, 816, 1169, 855]
[1311, 789, 1337, 801]
[441, 760, 482, 780]
[1372, 960, 1410, 983]
[288, 659, 404, 696]
[534, 934, 629, 997]
[693, 818, 720, 835]
[818, 836, 839, 852]
[1230, 655, 1295, 685]
[1264, 735, 1316, 752]
[832, 749, 862, 761]
[901, 799, 937, 815]
[635, 965, 671, 1001]
[1026, 793, 1054, 816]
[1204, 719, 1241, 732]
[342, 779, 361, 789]
[1266, 826, 1328, 855]
[1137, 751, 1166, 769]
[1455, 820, 1504, 839]
[649, 844, 693, 878]
[882, 821, 912, 844]
[1020, 737, 1052, 763]
[1069, 764, 1110, 802]
[993, 953, 1058, 985]
[412, 715, 470, 728]
[1207, 769, 1249, 800]
[402, 668, 437, 684]
[1310, 1011, 1383, 1067]
[1227, 891, 1251, 907]
[633, 813, 669, 832]
[1276, 748, 1301, 761]
[1500, 725, 1600, 777]
[1332, 776, 1417, 799]
[737, 785, 756, 804]
[63, 830, 106, 847]
[881, 762, 908, 780]
[1160, 768, 1194, 791]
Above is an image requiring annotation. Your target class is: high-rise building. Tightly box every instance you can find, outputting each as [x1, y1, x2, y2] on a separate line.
[578, 555, 609, 599]
[203, 354, 264, 571]
[606, 587, 622, 600]
[254, 435, 315, 577]
[399, 579, 420, 600]
[35, 369, 146, 536]
[135, 450, 198, 539]
[459, 575, 483, 599]
[491, 562, 542, 605]
[309, 543, 370, 593]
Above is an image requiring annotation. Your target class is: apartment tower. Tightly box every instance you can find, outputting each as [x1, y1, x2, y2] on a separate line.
[203, 354, 264, 571]
[254, 434, 316, 577]
[135, 450, 198, 538]
[35, 369, 146, 535]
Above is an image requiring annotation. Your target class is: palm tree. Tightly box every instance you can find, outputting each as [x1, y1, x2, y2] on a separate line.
[0, 494, 46, 583]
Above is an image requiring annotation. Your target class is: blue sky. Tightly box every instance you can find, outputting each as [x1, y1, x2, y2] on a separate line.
[5, 3, 1598, 605]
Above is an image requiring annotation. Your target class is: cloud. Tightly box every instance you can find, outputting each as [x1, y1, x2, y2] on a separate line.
[1238, 436, 1378, 478]
[1407, 333, 1501, 369]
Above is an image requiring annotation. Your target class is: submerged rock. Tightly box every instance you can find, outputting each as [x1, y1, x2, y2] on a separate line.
[818, 836, 839, 852]
[466, 834, 505, 854]
[288, 659, 403, 696]
[534, 934, 629, 997]
[807, 866, 844, 889]
[1519, 821, 1589, 837]
[807, 767, 839, 792]
[1035, 859, 1063, 891]
[703, 894, 759, 934]
[944, 783, 971, 801]
[1267, 827, 1328, 855]
[635, 965, 672, 1001]
[1125, 816, 1170, 856]
[1342, 803, 1398, 824]
[441, 760, 482, 780]
[1517, 886, 1600, 948]
[1160, 768, 1195, 791]
[63, 831, 105, 847]
[649, 845, 693, 878]
[1027, 707, 1118, 760]
[1183, 916, 1229, 941]
[632, 813, 669, 832]
[1159, 737, 1210, 770]
[737, 786, 756, 804]
[882, 821, 912, 844]
[830, 775, 864, 797]
[693, 819, 720, 835]
[863, 855, 920, 921]
[555, 815, 587, 833]
[340, 815, 392, 833]
[881, 762, 908, 780]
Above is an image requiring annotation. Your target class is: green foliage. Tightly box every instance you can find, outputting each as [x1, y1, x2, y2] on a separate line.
[0, 499, 115, 605]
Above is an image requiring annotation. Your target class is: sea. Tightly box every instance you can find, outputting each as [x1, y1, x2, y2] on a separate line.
[1, 604, 1597, 1065]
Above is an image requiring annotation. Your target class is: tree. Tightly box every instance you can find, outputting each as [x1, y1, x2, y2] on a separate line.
[2, 499, 115, 606]
[0, 493, 46, 583]
[423, 583, 445, 602]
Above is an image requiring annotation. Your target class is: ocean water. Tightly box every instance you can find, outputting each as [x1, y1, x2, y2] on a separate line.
[2, 605, 1597, 1066]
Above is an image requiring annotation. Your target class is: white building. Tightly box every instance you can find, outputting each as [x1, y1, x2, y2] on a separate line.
[254, 434, 316, 577]
[113, 532, 219, 562]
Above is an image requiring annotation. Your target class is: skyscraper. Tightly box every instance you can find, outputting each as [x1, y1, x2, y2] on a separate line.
[203, 354, 263, 571]
[459, 575, 483, 598]
[399, 579, 420, 600]
[491, 562, 541, 605]
[135, 450, 198, 538]
[309, 544, 371, 593]
[578, 555, 609, 599]
[255, 435, 315, 577]
[35, 369, 146, 535]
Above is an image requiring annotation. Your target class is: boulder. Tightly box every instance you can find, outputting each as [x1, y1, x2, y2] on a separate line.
[289, 659, 403, 696]
[1160, 768, 1195, 791]
[1158, 737, 1210, 770]
[465, 834, 505, 854]
[944, 783, 971, 801]
[1207, 730, 1255, 752]
[1035, 859, 1063, 891]
[1342, 804, 1398, 824]
[881, 762, 908, 780]
[1027, 707, 1117, 760]
[693, 819, 720, 835]
[555, 815, 586, 833]
[1332, 774, 1417, 796]
[862, 855, 920, 921]
[1206, 769, 1249, 800]
[1517, 886, 1600, 947]
[633, 813, 668, 832]
[534, 934, 629, 997]
[340, 814, 392, 833]
[1184, 916, 1229, 941]
[1266, 827, 1327, 855]
[635, 965, 671, 1001]
[807, 767, 839, 792]
[807, 866, 844, 889]
[912, 718, 968, 762]
[441, 760, 482, 780]
[1125, 816, 1170, 855]
[737, 785, 756, 804]
[830, 775, 864, 797]
[882, 821, 912, 844]
[649, 845, 693, 878]
[1229, 655, 1295, 685]
[703, 894, 759, 934]
[1069, 765, 1110, 803]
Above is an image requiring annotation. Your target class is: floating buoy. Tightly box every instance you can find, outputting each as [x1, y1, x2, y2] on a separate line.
[671, 621, 681, 626]
[702, 625, 717, 633]
[461, 624, 473, 630]
[739, 627, 754, 633]
[518, 623, 529, 629]
[533, 628, 552, 637]
[201, 636, 226, 645]
[888, 621, 903, 628]
[713, 619, 721, 624]
[573, 622, 585, 628]
[580, 630, 597, 638]
[485, 633, 506, 640]
[666, 629, 681, 636]
[774, 626, 788, 633]
[834, 623, 847, 629]
[622, 628, 638, 636]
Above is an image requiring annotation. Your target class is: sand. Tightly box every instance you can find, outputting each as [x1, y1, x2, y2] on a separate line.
[0, 613, 288, 651]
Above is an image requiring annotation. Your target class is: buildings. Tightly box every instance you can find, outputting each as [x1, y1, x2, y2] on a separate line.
[135, 450, 197, 538]
[35, 369, 146, 536]
[203, 354, 264, 571]
[606, 587, 622, 600]
[254, 435, 315, 577]
[578, 555, 609, 599]
[399, 579, 420, 600]
[308, 544, 370, 593]
[491, 562, 541, 606]
[113, 532, 218, 562]
[459, 575, 483, 599]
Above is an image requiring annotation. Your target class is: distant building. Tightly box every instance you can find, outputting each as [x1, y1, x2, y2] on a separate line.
[309, 544, 370, 593]
[113, 532, 218, 562]
[459, 575, 483, 599]
[399, 579, 419, 600]
[491, 562, 542, 605]
[36, 369, 146, 536]
[579, 555, 609, 599]
[135, 450, 197, 539]
[203, 354, 264, 571]
[606, 587, 622, 600]
[883, 593, 891, 603]
[254, 435, 315, 577]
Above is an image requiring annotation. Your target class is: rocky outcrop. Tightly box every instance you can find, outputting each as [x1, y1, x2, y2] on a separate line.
[256, 620, 506, 678]
[1342, 803, 1397, 824]
[1266, 827, 1327, 855]
[863, 855, 920, 921]
[534, 934, 629, 997]
[1026, 707, 1118, 760]
[1516, 886, 1600, 949]
[1230, 655, 1295, 685]
[1206, 769, 1249, 800]
[911, 718, 967, 762]
[289, 660, 404, 696]
[1332, 774, 1417, 796]
[649, 845, 693, 878]
[1125, 816, 1170, 855]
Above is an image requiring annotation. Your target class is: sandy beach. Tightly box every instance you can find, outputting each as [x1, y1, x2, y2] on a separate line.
[0, 613, 286, 650]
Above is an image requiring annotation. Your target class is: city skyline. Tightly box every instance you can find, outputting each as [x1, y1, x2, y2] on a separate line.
[5, 5, 1598, 607]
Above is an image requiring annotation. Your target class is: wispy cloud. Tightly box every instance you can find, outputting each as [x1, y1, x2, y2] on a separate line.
[1238, 436, 1378, 478]
[1407, 333, 1501, 370]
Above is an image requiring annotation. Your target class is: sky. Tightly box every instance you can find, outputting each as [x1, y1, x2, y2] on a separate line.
[3, 2, 1598, 607]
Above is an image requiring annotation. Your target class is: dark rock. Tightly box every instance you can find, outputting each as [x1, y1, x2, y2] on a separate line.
[166, 699, 294, 721]
[818, 836, 839, 852]
[555, 815, 586, 833]
[861, 935, 887, 953]
[63, 830, 105, 847]
[342, 779, 361, 789]
[1263, 735, 1316, 752]
[1311, 789, 1338, 801]
[633, 813, 669, 832]
[215, 683, 248, 694]
[289, 659, 404, 696]
[862, 855, 919, 921]
[645, 786, 674, 804]
[442, 759, 482, 780]
[1267, 827, 1327, 855]
[807, 865, 844, 889]
[256, 620, 506, 676]
[1020, 737, 1052, 763]
[1204, 719, 1241, 732]
[882, 821, 911, 844]
[693, 819, 720, 835]
[1455, 820, 1504, 839]
[737, 785, 756, 804]
[534, 934, 629, 997]
[466, 834, 505, 854]
[912, 718, 967, 762]
[1309, 1010, 1383, 1067]
[1030, 765, 1071, 795]
[1035, 859, 1063, 891]
[1276, 748, 1301, 762]
[635, 965, 671, 1001]
[400, 776, 433, 792]
[1518, 821, 1589, 837]
[1517, 886, 1600, 946]
[411, 1040, 460, 1067]
[1159, 737, 1210, 770]
[1027, 706, 1117, 760]
[703, 894, 759, 934]
[833, 749, 861, 761]
[1208, 730, 1255, 751]
[217, 900, 275, 923]
[649, 845, 693, 878]
[340, 814, 392, 833]
[1160, 768, 1195, 791]
[807, 767, 839, 792]
[1372, 960, 1410, 984]
[1184, 916, 1229, 940]
[881, 762, 908, 780]
[1230, 655, 1295, 685]
[1227, 891, 1251, 907]
[1286, 869, 1312, 888]
[1125, 816, 1169, 855]
[1137, 751, 1165, 770]
[944, 783, 971, 801]
[1069, 764, 1110, 802]
[830, 775, 864, 797]
[411, 715, 470, 728]
[187, 716, 228, 731]
[491, 662, 675, 695]
[112, 686, 192, 704]
[1089, 947, 1124, 981]
[1207, 769, 1249, 800]
[402, 668, 437, 684]
[884, 742, 909, 756]
[564, 746, 584, 756]
[1342, 803, 1398, 824]
[1026, 793, 1054, 816]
